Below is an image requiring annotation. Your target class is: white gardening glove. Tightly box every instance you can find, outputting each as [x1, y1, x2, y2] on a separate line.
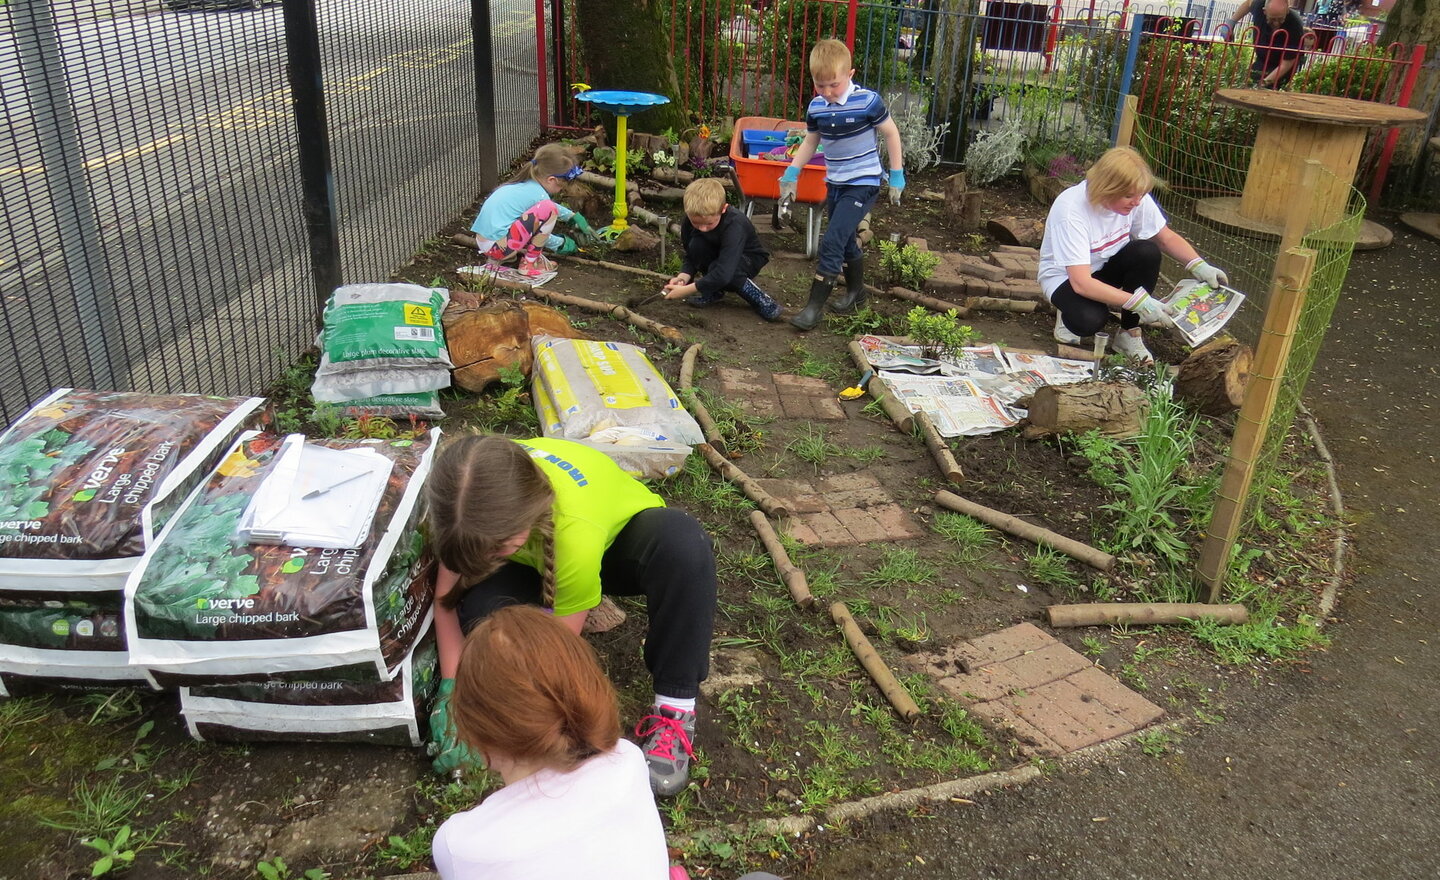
[777, 166, 799, 223]
[1122, 287, 1178, 325]
[1186, 257, 1229, 289]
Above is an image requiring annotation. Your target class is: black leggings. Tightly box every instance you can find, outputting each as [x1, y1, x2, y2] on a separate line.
[455, 507, 716, 700]
[1051, 239, 1161, 337]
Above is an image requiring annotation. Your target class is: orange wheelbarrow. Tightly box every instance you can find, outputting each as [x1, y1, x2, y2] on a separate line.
[729, 116, 828, 258]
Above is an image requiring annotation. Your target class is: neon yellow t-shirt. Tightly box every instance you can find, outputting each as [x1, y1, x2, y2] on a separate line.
[506, 438, 665, 617]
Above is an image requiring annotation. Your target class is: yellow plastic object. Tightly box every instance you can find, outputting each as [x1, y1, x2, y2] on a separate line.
[838, 368, 873, 401]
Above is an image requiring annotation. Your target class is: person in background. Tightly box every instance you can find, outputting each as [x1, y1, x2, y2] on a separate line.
[425, 434, 716, 797]
[1221, 0, 1308, 89]
[1037, 147, 1229, 364]
[663, 178, 781, 321]
[470, 143, 598, 277]
[779, 38, 905, 330]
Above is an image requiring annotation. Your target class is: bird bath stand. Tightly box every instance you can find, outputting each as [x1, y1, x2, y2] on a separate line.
[573, 90, 670, 242]
[1195, 89, 1426, 249]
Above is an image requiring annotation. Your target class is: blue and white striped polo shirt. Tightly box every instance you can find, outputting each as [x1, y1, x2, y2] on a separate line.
[806, 83, 890, 186]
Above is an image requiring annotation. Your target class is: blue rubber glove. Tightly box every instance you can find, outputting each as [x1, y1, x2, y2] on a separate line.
[571, 213, 598, 243]
[427, 679, 483, 776]
[778, 165, 800, 210]
[887, 168, 906, 207]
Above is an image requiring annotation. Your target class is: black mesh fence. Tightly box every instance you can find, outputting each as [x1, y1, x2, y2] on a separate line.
[0, 0, 533, 424]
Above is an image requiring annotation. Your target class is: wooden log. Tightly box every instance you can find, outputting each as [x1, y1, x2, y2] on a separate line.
[965, 296, 1037, 313]
[1047, 603, 1250, 628]
[578, 170, 638, 195]
[698, 443, 788, 517]
[986, 216, 1045, 248]
[442, 299, 586, 392]
[960, 191, 982, 228]
[687, 395, 728, 456]
[629, 205, 683, 237]
[679, 343, 702, 391]
[651, 167, 696, 186]
[943, 171, 968, 221]
[914, 411, 963, 485]
[846, 340, 913, 433]
[884, 285, 971, 317]
[1175, 337, 1252, 416]
[750, 510, 815, 610]
[557, 255, 670, 280]
[525, 287, 684, 344]
[1022, 382, 1146, 440]
[831, 602, 921, 722]
[934, 489, 1116, 571]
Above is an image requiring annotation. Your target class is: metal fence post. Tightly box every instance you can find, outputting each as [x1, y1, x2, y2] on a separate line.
[1370, 43, 1429, 203]
[472, 0, 501, 190]
[1111, 14, 1145, 145]
[284, 0, 342, 323]
[11, 0, 119, 390]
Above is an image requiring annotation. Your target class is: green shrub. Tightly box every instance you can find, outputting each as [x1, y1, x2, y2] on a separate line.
[878, 240, 940, 289]
[903, 306, 975, 360]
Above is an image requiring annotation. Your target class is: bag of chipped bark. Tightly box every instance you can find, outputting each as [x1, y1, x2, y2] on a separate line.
[0, 389, 265, 594]
[178, 625, 438, 746]
[124, 429, 438, 685]
[530, 335, 699, 478]
[0, 590, 158, 690]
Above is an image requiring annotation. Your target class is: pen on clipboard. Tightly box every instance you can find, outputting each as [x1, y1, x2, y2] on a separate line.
[303, 470, 369, 500]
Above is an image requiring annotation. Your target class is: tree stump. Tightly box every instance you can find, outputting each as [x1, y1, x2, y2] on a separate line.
[1022, 382, 1147, 440]
[1175, 337, 1252, 416]
[442, 298, 587, 392]
[987, 217, 1045, 248]
[612, 225, 660, 252]
[944, 172, 981, 228]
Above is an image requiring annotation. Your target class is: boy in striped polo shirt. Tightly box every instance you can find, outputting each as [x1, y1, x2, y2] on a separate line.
[779, 38, 905, 331]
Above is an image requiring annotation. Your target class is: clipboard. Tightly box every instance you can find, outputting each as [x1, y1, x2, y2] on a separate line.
[237, 435, 393, 549]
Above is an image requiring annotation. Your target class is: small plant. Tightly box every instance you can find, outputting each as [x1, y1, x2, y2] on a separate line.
[932, 511, 995, 562]
[1189, 613, 1330, 665]
[377, 829, 433, 869]
[860, 547, 937, 588]
[651, 150, 676, 168]
[1136, 727, 1178, 757]
[587, 146, 616, 173]
[256, 858, 328, 880]
[1025, 546, 1082, 590]
[341, 413, 400, 440]
[309, 404, 345, 437]
[883, 92, 950, 172]
[786, 425, 840, 469]
[904, 306, 976, 360]
[84, 825, 138, 877]
[1080, 635, 1107, 658]
[878, 240, 940, 289]
[965, 117, 1026, 185]
[827, 305, 890, 337]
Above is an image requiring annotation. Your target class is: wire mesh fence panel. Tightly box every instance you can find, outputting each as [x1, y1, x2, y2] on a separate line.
[491, 0, 541, 173]
[1, 1, 314, 424]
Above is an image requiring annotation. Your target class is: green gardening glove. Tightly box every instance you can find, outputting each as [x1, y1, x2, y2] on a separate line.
[427, 679, 482, 776]
[546, 234, 580, 256]
[571, 213, 598, 243]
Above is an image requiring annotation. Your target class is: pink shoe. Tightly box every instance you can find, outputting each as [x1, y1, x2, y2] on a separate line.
[518, 254, 555, 277]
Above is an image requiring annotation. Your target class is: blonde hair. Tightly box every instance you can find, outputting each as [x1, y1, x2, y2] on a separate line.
[1085, 147, 1156, 207]
[425, 434, 558, 609]
[506, 142, 578, 185]
[451, 605, 621, 773]
[683, 178, 727, 217]
[809, 38, 853, 80]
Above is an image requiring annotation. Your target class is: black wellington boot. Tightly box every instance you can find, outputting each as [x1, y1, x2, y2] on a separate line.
[829, 257, 867, 313]
[790, 276, 835, 331]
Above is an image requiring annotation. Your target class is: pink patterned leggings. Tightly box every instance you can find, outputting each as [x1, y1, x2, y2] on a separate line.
[484, 200, 559, 264]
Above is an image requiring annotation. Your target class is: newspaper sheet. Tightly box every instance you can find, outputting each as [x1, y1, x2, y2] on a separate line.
[1001, 351, 1094, 385]
[1163, 279, 1246, 346]
[878, 374, 1021, 437]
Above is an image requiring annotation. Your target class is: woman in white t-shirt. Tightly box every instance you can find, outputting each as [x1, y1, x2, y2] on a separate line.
[1037, 147, 1229, 363]
[432, 604, 669, 880]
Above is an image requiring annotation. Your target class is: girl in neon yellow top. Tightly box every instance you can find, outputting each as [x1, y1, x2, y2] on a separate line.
[425, 434, 715, 797]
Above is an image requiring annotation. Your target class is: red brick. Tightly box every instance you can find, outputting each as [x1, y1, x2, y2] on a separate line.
[1003, 690, 1107, 751]
[1031, 678, 1134, 742]
[817, 473, 882, 492]
[905, 237, 929, 251]
[783, 518, 821, 545]
[927, 272, 967, 296]
[824, 486, 893, 508]
[832, 506, 890, 543]
[1002, 279, 1045, 301]
[1000, 642, 1092, 689]
[716, 367, 773, 394]
[1066, 667, 1166, 727]
[955, 622, 1053, 668]
[777, 394, 816, 419]
[968, 700, 1064, 756]
[945, 254, 1010, 282]
[996, 245, 1040, 255]
[755, 479, 828, 514]
[989, 253, 1028, 278]
[737, 395, 781, 418]
[868, 503, 925, 539]
[963, 278, 997, 296]
[935, 663, 1028, 702]
[772, 373, 832, 393]
[791, 511, 851, 546]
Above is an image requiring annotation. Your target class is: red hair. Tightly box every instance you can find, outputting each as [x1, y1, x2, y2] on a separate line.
[450, 605, 620, 772]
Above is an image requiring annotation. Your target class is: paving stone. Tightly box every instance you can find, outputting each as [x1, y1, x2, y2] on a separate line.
[823, 486, 894, 508]
[868, 502, 926, 539]
[1031, 678, 1133, 741]
[1001, 641, 1092, 689]
[1067, 666, 1166, 727]
[817, 473, 883, 492]
[1002, 278, 1045, 301]
[989, 253, 1030, 278]
[1004, 688, 1108, 751]
[954, 622, 1053, 668]
[934, 663, 1028, 702]
[906, 237, 929, 251]
[832, 506, 891, 543]
[788, 510, 852, 546]
[927, 271, 968, 296]
[942, 253, 1010, 282]
[754, 479, 829, 514]
[967, 700, 1064, 756]
[996, 244, 1041, 255]
[772, 373, 832, 393]
[715, 366, 773, 395]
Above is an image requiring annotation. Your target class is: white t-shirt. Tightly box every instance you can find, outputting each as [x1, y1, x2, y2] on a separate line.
[1037, 180, 1167, 301]
[432, 739, 668, 880]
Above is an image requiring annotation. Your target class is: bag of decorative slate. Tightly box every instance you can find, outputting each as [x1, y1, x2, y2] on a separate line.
[0, 389, 265, 594]
[178, 625, 437, 746]
[124, 429, 439, 684]
[311, 284, 454, 403]
[531, 335, 702, 446]
[0, 590, 157, 688]
[337, 390, 446, 420]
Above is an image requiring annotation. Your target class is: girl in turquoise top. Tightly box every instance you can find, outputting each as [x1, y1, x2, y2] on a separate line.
[470, 144, 597, 277]
[424, 434, 716, 798]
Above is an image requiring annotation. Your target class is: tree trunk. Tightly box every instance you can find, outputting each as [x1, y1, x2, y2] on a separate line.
[574, 0, 689, 135]
[442, 299, 586, 392]
[1175, 337, 1252, 416]
[1022, 382, 1147, 439]
[1382, 2, 1440, 197]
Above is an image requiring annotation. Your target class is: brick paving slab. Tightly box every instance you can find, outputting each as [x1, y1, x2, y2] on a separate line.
[768, 474, 924, 547]
[917, 623, 1165, 756]
[943, 253, 1011, 282]
[995, 244, 1041, 255]
[715, 368, 847, 421]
